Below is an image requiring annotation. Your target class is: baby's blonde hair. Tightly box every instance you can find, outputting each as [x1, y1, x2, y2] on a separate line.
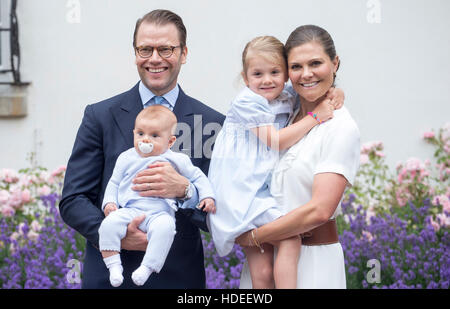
[242, 36, 287, 77]
[135, 105, 178, 135]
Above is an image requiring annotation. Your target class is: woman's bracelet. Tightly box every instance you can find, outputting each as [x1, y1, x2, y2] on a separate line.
[251, 229, 264, 254]
[308, 112, 323, 124]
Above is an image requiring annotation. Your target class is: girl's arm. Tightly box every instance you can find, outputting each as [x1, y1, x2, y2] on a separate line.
[251, 99, 334, 151]
[236, 173, 348, 245]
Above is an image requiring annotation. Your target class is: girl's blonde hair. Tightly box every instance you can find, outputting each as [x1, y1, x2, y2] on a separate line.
[241, 36, 287, 77]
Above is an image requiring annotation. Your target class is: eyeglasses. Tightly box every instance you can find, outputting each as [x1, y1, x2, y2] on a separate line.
[135, 45, 181, 59]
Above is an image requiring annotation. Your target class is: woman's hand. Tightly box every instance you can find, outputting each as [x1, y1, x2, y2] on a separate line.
[132, 161, 188, 199]
[235, 230, 254, 247]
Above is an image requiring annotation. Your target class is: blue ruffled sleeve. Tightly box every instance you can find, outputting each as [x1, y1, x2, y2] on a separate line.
[228, 87, 275, 128]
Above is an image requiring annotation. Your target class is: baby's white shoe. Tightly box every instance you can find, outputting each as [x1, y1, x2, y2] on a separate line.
[109, 265, 124, 287]
[132, 265, 153, 286]
[103, 254, 123, 287]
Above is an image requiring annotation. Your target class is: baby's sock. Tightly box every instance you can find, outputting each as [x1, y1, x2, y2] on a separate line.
[104, 254, 123, 287]
[131, 265, 153, 286]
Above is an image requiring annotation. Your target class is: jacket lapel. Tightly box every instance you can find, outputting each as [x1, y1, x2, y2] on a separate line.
[173, 86, 194, 121]
[110, 84, 196, 148]
[110, 82, 143, 146]
[172, 87, 203, 159]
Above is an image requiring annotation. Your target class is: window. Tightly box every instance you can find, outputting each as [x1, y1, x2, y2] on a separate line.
[0, 0, 28, 85]
[0, 1, 7, 69]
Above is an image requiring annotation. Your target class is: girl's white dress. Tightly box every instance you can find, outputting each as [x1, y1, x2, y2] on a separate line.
[239, 106, 361, 288]
[207, 86, 295, 257]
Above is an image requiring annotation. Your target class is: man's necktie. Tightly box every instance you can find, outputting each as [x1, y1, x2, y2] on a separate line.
[145, 96, 172, 110]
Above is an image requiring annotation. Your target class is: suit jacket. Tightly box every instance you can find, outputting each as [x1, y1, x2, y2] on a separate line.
[60, 83, 225, 288]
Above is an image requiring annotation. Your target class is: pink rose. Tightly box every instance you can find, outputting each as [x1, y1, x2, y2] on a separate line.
[365, 207, 376, 225]
[1, 205, 15, 217]
[0, 190, 10, 204]
[428, 216, 440, 232]
[445, 144, 450, 154]
[405, 157, 424, 171]
[27, 230, 40, 242]
[423, 131, 435, 139]
[8, 189, 23, 209]
[432, 195, 450, 212]
[396, 191, 407, 207]
[30, 220, 41, 232]
[437, 213, 450, 227]
[360, 154, 369, 165]
[362, 231, 374, 242]
[0, 169, 19, 183]
[51, 165, 67, 177]
[375, 151, 385, 158]
[10, 232, 20, 241]
[21, 189, 31, 204]
[38, 171, 51, 184]
[37, 185, 52, 196]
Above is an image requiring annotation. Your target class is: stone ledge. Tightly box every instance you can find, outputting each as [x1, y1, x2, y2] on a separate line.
[0, 93, 27, 117]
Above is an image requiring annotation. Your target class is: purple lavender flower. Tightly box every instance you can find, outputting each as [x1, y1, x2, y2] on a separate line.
[0, 193, 85, 289]
[339, 197, 450, 289]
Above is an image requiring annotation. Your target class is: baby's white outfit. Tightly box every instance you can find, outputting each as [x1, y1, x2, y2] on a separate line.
[99, 147, 214, 276]
[207, 86, 296, 256]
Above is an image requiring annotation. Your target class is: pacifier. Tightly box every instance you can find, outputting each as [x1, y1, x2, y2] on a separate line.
[138, 142, 154, 154]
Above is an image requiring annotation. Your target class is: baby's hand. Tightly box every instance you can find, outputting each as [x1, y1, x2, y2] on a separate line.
[326, 87, 345, 110]
[104, 203, 118, 217]
[197, 198, 216, 213]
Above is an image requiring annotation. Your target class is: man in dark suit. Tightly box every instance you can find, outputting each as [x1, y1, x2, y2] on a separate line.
[60, 9, 225, 288]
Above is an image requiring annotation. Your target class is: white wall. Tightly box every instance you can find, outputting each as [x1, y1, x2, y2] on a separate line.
[0, 0, 449, 171]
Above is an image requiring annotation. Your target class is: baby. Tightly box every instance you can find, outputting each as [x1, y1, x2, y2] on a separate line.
[98, 105, 215, 287]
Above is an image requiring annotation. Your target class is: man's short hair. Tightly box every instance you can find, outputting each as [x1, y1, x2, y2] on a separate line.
[133, 9, 187, 49]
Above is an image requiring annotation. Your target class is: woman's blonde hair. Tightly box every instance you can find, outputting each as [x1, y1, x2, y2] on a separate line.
[241, 36, 287, 77]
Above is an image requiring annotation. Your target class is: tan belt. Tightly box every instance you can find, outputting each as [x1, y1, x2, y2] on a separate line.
[301, 219, 339, 246]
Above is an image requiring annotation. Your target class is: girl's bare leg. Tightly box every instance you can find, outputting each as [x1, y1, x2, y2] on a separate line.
[274, 236, 301, 289]
[243, 243, 275, 289]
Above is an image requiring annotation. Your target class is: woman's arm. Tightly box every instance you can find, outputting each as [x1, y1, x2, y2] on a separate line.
[236, 173, 348, 246]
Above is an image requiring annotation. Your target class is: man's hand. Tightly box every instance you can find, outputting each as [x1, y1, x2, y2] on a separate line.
[132, 161, 188, 198]
[104, 203, 118, 217]
[120, 214, 148, 251]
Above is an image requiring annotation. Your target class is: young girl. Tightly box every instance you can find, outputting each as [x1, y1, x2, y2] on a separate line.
[207, 36, 343, 288]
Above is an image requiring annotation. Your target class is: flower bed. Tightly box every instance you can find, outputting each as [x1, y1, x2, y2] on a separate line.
[338, 124, 450, 288]
[0, 166, 85, 288]
[1, 124, 448, 288]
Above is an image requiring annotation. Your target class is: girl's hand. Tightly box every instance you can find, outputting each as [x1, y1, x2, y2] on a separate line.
[104, 203, 118, 216]
[326, 87, 345, 110]
[312, 98, 335, 123]
[197, 198, 216, 213]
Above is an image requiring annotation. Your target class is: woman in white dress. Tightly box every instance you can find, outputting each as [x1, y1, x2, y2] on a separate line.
[236, 25, 360, 289]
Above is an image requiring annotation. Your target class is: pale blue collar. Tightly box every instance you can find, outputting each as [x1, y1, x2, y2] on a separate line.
[138, 81, 179, 109]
